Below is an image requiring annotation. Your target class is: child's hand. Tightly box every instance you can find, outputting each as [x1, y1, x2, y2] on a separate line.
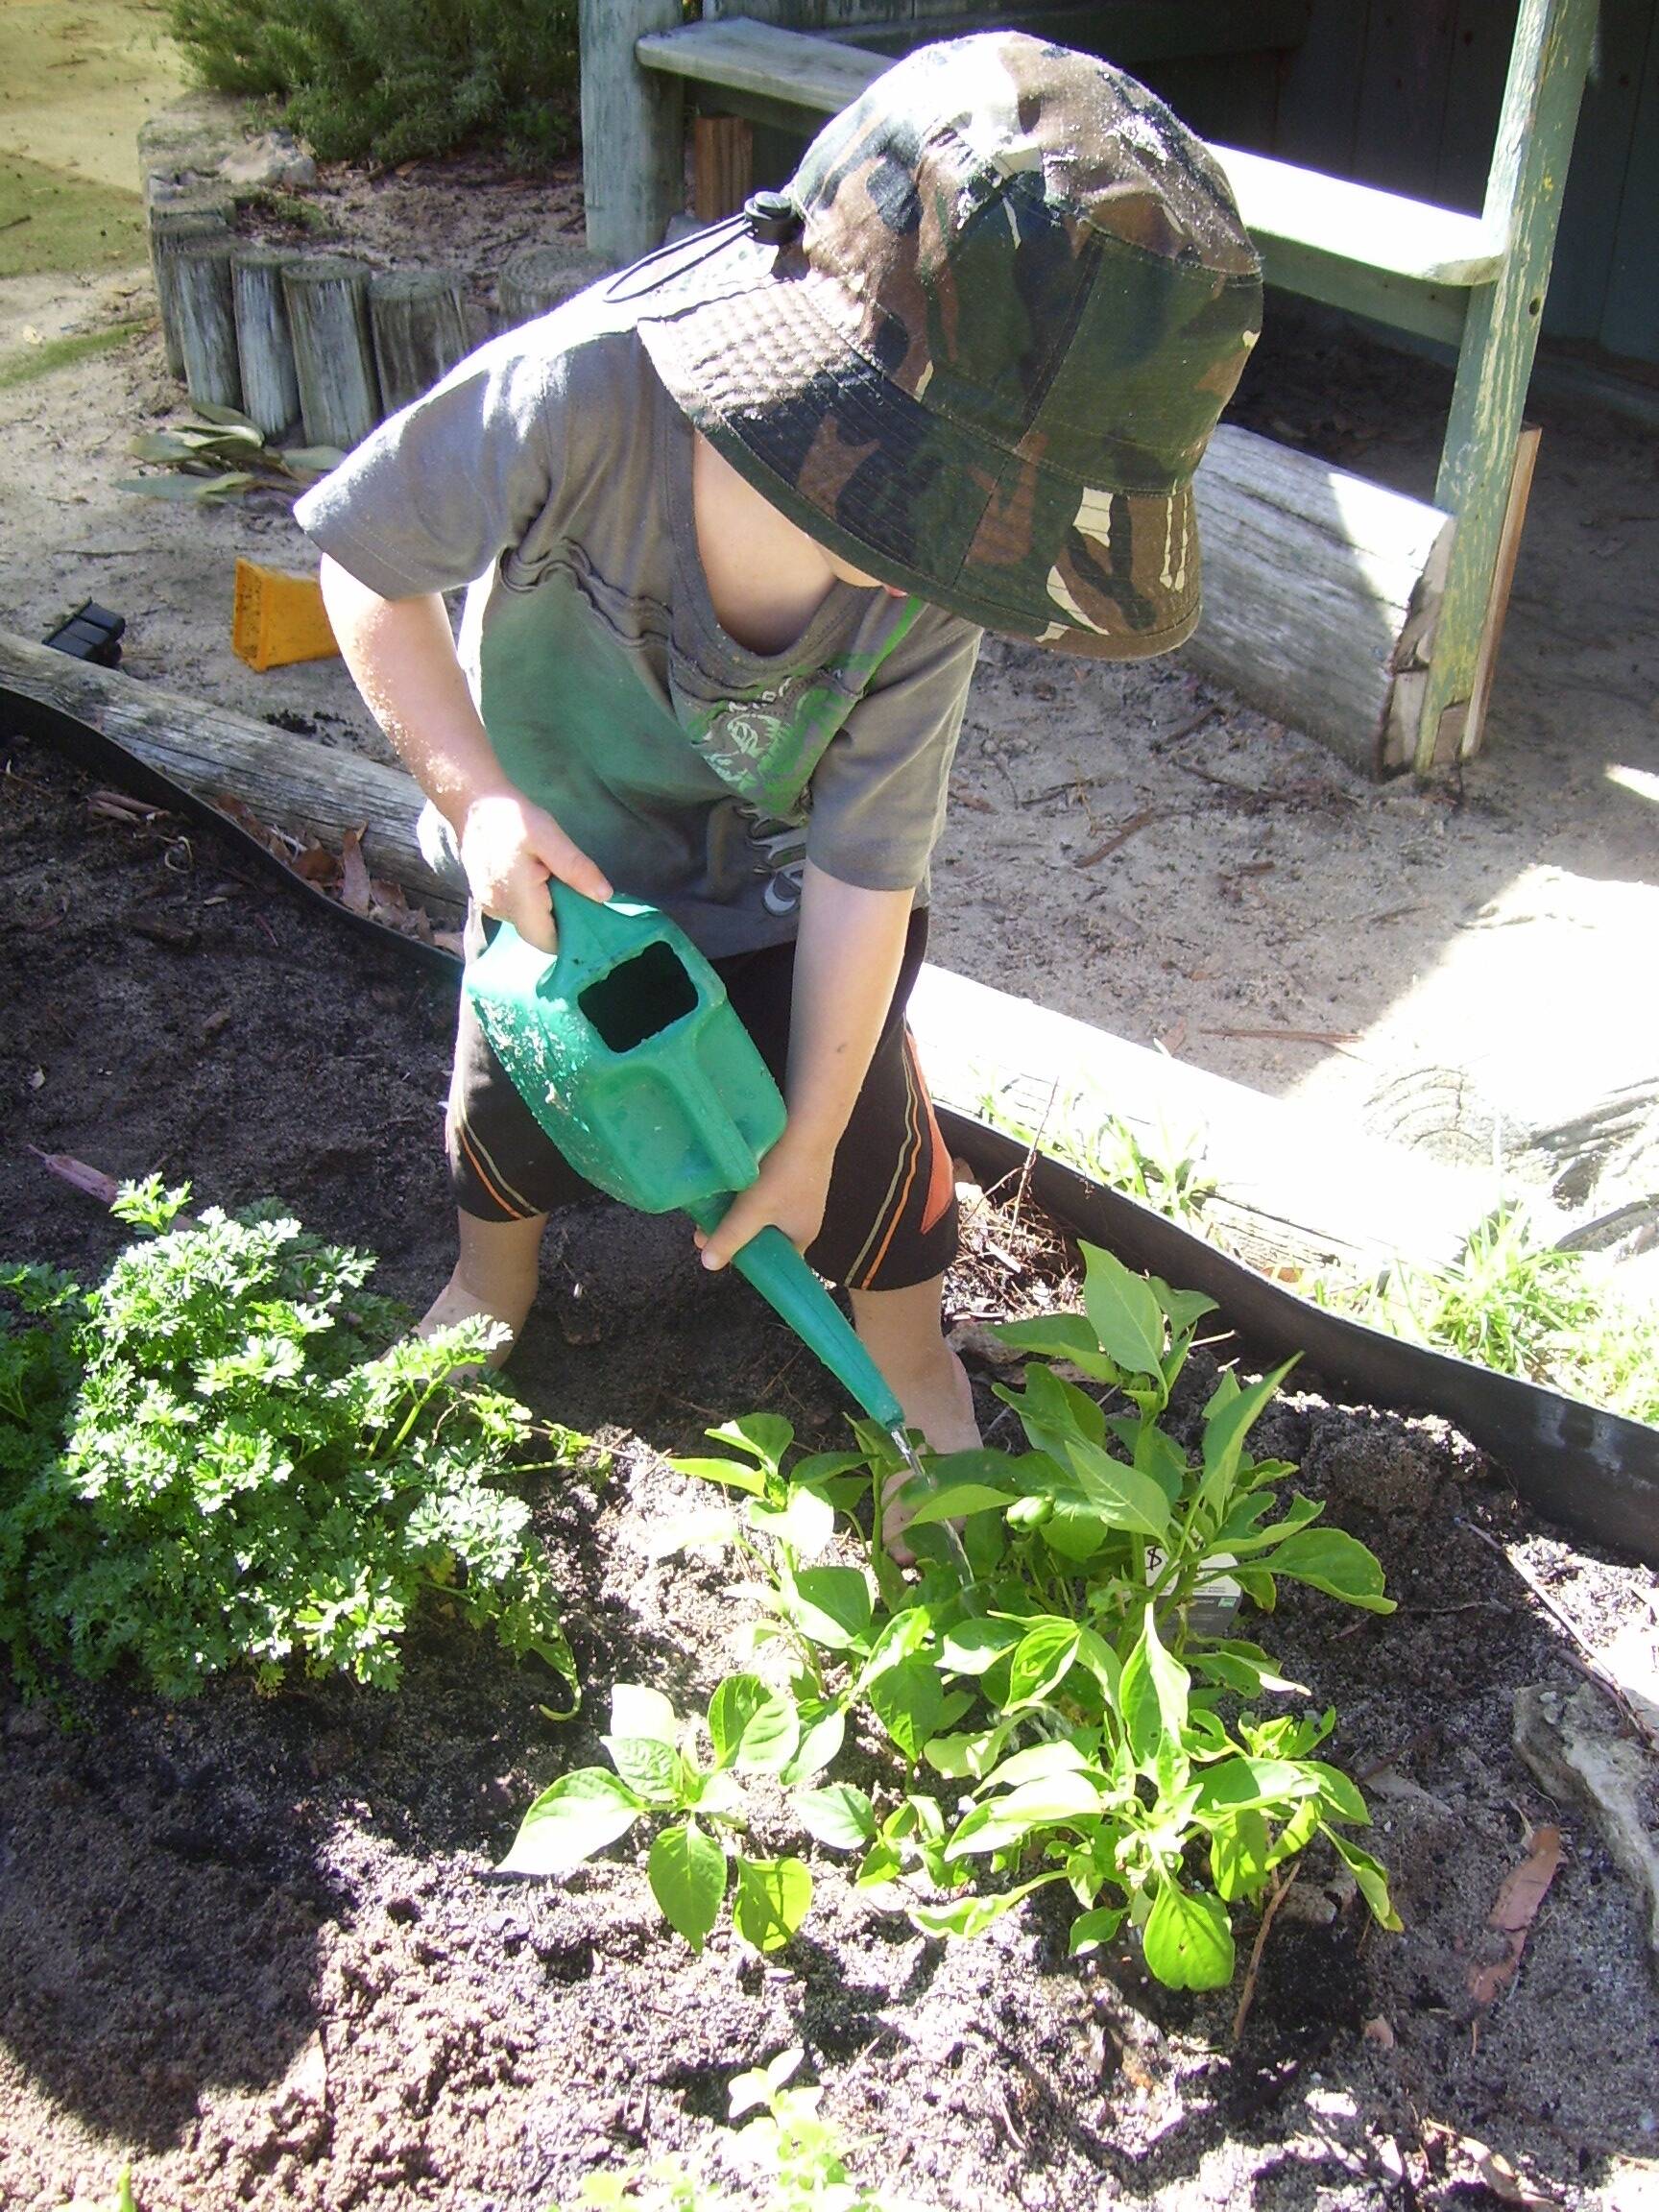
[459, 788, 613, 954]
[695, 1127, 835, 1270]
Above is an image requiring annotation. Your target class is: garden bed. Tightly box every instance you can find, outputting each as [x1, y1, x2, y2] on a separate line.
[4, 732, 1657, 2212]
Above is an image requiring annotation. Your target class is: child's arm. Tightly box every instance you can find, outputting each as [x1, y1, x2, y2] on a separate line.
[695, 859, 912, 1270]
[320, 555, 612, 953]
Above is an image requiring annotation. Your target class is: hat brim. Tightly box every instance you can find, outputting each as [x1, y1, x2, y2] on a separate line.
[632, 237, 1201, 662]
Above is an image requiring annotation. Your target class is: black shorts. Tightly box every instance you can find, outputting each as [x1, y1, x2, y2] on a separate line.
[445, 906, 958, 1292]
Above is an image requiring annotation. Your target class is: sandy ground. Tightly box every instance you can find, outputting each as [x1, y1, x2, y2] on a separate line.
[4, 178, 1656, 1203]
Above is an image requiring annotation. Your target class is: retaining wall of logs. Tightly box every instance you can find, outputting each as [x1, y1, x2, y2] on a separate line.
[148, 191, 613, 449]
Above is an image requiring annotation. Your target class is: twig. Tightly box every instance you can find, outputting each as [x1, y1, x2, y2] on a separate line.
[1074, 806, 1168, 869]
[1457, 1518, 1653, 1742]
[1018, 769, 1118, 809]
[1149, 704, 1222, 754]
[1203, 1026, 1361, 1046]
[1009, 1080, 1060, 1233]
[1232, 1865, 1299, 2041]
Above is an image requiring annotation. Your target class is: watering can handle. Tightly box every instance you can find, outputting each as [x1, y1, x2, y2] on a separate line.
[685, 1205, 906, 1434]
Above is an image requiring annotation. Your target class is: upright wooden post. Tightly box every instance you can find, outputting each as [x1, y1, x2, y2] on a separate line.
[283, 256, 381, 451]
[369, 270, 469, 415]
[579, 0, 686, 264]
[173, 237, 243, 412]
[1412, 0, 1597, 772]
[232, 247, 302, 439]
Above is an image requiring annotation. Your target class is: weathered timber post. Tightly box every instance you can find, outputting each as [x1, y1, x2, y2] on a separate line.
[579, 0, 685, 263]
[172, 236, 243, 411]
[231, 247, 302, 439]
[496, 243, 614, 329]
[283, 256, 381, 450]
[370, 270, 469, 415]
[151, 205, 231, 380]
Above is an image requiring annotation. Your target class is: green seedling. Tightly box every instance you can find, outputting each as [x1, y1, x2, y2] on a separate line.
[501, 1677, 816, 1954]
[555, 2047, 924, 2212]
[565, 1239, 1399, 1986]
[0, 1177, 585, 1696]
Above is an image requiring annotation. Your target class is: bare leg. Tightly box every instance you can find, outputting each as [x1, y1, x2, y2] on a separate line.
[419, 1208, 547, 1369]
[849, 1272, 979, 1553]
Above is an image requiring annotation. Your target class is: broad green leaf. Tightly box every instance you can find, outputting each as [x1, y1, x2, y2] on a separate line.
[988, 1313, 1118, 1381]
[923, 1720, 1014, 1781]
[1073, 1624, 1122, 1703]
[855, 1836, 902, 1890]
[1006, 1618, 1082, 1709]
[707, 1673, 797, 1773]
[497, 1767, 642, 1877]
[750, 1482, 834, 1558]
[1063, 1437, 1170, 1540]
[1325, 1828, 1403, 1930]
[1264, 1527, 1395, 1613]
[909, 1872, 1064, 1940]
[1119, 1609, 1190, 1776]
[1134, 1421, 1190, 1507]
[945, 1771, 1104, 1858]
[1190, 1642, 1309, 1698]
[867, 1655, 945, 1761]
[1210, 1809, 1272, 1901]
[1147, 1279, 1218, 1335]
[733, 1854, 813, 1953]
[1307, 1761, 1370, 1826]
[645, 1505, 741, 1559]
[984, 1739, 1092, 1791]
[1142, 1884, 1236, 1990]
[1265, 1795, 1321, 1871]
[1192, 1757, 1319, 1818]
[276, 443, 345, 472]
[709, 1413, 794, 1474]
[192, 399, 263, 431]
[610, 1683, 678, 1744]
[857, 1605, 930, 1682]
[601, 1734, 684, 1804]
[671, 1454, 768, 1497]
[940, 1617, 1024, 1675]
[794, 1782, 878, 1852]
[1068, 1904, 1127, 1954]
[648, 1821, 726, 1950]
[905, 1480, 1018, 1527]
[781, 1699, 844, 1784]
[1198, 1361, 1296, 1517]
[1039, 1492, 1115, 1562]
[1079, 1242, 1166, 1376]
[786, 1565, 874, 1650]
[117, 471, 256, 500]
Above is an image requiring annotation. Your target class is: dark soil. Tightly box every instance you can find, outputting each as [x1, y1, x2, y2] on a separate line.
[2, 734, 1657, 2212]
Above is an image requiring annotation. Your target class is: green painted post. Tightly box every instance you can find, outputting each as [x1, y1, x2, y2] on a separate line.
[1413, 0, 1598, 773]
[580, 0, 687, 266]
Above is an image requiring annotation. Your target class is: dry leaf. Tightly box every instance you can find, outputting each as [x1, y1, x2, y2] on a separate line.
[1468, 1824, 1564, 2009]
[339, 827, 373, 916]
[1361, 2014, 1396, 2049]
[291, 845, 338, 883]
[30, 1148, 120, 1205]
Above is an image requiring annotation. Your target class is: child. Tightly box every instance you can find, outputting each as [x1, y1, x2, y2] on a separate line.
[299, 31, 1261, 1508]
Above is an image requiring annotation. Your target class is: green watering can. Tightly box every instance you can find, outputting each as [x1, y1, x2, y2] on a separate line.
[463, 879, 915, 1452]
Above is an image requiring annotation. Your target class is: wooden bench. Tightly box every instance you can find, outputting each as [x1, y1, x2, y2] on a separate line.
[579, 0, 1596, 777]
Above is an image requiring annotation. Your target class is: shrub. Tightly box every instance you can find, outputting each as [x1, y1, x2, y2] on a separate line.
[166, 0, 581, 168]
[0, 1178, 581, 1697]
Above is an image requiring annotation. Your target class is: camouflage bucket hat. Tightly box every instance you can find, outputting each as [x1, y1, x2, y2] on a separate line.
[627, 32, 1262, 658]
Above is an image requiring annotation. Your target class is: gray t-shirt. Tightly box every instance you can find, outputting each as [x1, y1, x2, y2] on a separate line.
[296, 289, 982, 955]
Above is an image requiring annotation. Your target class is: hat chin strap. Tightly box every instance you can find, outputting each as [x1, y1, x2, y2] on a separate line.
[604, 192, 803, 305]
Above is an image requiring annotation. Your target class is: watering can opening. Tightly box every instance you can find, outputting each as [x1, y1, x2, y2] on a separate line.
[577, 940, 701, 1054]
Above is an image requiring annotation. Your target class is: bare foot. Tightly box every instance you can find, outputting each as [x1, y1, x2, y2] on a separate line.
[881, 1343, 980, 1563]
[417, 1271, 530, 1374]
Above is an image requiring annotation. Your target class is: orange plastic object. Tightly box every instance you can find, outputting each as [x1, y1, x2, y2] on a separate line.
[231, 558, 339, 672]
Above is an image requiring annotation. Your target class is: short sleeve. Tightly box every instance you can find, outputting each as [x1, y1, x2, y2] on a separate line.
[293, 328, 568, 599]
[805, 604, 981, 892]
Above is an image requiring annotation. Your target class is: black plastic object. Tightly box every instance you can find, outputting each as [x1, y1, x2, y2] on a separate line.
[940, 1109, 1659, 1568]
[43, 601, 125, 668]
